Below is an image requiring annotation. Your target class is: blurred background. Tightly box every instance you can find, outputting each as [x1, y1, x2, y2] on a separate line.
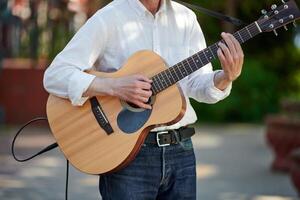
[0, 0, 300, 199]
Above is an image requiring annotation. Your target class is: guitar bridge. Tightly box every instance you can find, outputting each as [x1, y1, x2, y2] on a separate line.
[90, 97, 113, 135]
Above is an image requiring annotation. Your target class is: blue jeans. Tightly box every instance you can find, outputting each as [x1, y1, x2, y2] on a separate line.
[99, 138, 196, 200]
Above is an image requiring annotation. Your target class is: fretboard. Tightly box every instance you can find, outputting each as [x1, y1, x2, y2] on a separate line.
[151, 22, 262, 95]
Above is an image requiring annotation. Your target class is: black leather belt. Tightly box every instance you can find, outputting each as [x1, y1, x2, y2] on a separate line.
[145, 127, 195, 147]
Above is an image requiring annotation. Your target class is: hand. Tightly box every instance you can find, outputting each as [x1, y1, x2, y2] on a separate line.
[111, 75, 153, 109]
[215, 32, 244, 89]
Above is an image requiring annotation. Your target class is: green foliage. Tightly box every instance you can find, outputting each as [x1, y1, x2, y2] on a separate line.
[191, 58, 280, 122]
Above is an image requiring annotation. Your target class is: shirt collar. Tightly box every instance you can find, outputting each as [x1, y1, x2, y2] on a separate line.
[128, 0, 168, 17]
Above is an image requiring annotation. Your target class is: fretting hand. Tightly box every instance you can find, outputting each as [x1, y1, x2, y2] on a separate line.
[215, 32, 244, 90]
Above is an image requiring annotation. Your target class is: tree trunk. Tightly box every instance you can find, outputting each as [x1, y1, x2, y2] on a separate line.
[223, 0, 238, 33]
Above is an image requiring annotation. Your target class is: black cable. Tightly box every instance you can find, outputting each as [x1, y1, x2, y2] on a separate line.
[11, 116, 69, 200]
[11, 117, 58, 162]
[66, 159, 69, 200]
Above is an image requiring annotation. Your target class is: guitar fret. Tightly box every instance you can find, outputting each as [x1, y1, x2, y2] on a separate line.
[242, 24, 255, 40]
[239, 29, 248, 41]
[237, 31, 244, 43]
[159, 72, 166, 88]
[210, 43, 219, 59]
[244, 28, 252, 40]
[171, 66, 179, 82]
[189, 58, 196, 72]
[205, 49, 212, 61]
[151, 80, 158, 94]
[160, 71, 169, 87]
[155, 75, 163, 91]
[197, 52, 207, 65]
[156, 80, 163, 92]
[159, 73, 167, 88]
[181, 60, 190, 75]
[208, 47, 216, 59]
[152, 79, 160, 94]
[187, 58, 195, 69]
[173, 64, 182, 81]
[166, 69, 176, 84]
[202, 51, 210, 63]
[166, 71, 173, 87]
[193, 54, 202, 66]
[176, 64, 184, 79]
[179, 62, 186, 75]
[190, 56, 198, 71]
[240, 33, 248, 42]
[246, 26, 252, 38]
[212, 43, 219, 52]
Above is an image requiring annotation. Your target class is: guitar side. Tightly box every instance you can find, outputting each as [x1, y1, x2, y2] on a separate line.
[46, 50, 186, 174]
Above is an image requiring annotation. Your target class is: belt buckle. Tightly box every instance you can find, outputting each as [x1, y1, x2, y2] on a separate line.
[156, 131, 170, 147]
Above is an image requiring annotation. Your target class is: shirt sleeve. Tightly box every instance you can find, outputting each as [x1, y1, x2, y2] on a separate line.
[43, 11, 108, 106]
[186, 13, 232, 104]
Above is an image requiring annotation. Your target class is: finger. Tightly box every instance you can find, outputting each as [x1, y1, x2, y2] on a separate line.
[221, 33, 237, 56]
[217, 48, 226, 65]
[138, 96, 150, 103]
[136, 75, 152, 83]
[139, 89, 152, 98]
[228, 34, 244, 66]
[133, 100, 152, 110]
[137, 81, 152, 90]
[218, 42, 233, 66]
[217, 48, 231, 74]
[228, 34, 242, 54]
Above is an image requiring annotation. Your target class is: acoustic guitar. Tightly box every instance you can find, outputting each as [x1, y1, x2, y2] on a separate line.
[46, 0, 300, 174]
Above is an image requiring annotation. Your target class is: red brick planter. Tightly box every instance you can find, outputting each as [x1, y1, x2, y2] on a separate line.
[266, 115, 300, 172]
[0, 59, 49, 124]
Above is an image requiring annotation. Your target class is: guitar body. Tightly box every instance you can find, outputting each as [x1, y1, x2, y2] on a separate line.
[46, 50, 186, 175]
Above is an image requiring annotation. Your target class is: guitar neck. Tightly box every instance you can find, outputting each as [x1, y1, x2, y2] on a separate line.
[151, 22, 262, 94]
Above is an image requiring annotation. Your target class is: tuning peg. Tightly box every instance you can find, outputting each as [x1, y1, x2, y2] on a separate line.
[293, 21, 297, 27]
[281, 0, 286, 3]
[271, 4, 277, 10]
[261, 9, 267, 15]
[279, 19, 284, 24]
[284, 25, 288, 31]
[273, 29, 278, 36]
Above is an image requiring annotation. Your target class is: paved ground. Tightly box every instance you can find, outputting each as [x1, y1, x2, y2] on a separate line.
[0, 124, 298, 200]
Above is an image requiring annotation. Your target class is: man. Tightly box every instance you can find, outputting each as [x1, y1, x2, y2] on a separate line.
[43, 0, 244, 199]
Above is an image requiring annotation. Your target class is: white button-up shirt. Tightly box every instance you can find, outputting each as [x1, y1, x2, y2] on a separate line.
[43, 0, 232, 130]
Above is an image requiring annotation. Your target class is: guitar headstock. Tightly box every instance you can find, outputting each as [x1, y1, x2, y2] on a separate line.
[257, 0, 300, 35]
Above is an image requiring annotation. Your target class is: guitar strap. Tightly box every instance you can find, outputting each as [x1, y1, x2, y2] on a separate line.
[173, 0, 247, 27]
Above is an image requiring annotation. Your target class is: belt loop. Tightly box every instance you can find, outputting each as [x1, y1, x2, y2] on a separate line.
[172, 129, 181, 143]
